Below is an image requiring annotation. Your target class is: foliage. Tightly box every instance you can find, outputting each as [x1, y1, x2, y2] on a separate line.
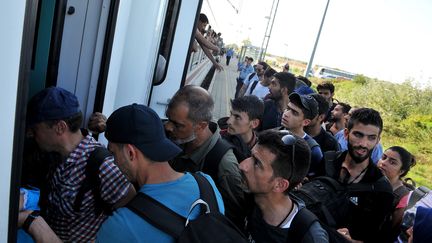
[330, 77, 432, 188]
[241, 38, 252, 47]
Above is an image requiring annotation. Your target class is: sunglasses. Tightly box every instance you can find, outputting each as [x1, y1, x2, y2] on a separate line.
[280, 132, 297, 181]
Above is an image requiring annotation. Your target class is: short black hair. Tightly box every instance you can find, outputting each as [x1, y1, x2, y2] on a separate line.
[347, 108, 383, 134]
[257, 61, 269, 71]
[317, 82, 335, 94]
[297, 76, 312, 87]
[337, 102, 352, 114]
[264, 68, 277, 78]
[310, 93, 329, 116]
[273, 72, 296, 94]
[230, 95, 264, 121]
[199, 13, 209, 24]
[257, 130, 311, 193]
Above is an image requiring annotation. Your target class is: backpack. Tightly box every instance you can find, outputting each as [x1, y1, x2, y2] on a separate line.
[291, 176, 393, 228]
[73, 146, 114, 215]
[399, 186, 431, 242]
[288, 207, 350, 243]
[126, 173, 248, 243]
[202, 138, 236, 180]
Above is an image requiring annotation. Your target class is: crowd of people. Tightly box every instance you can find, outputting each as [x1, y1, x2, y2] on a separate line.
[17, 13, 431, 243]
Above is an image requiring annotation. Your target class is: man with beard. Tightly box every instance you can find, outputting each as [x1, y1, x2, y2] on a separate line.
[260, 72, 296, 131]
[327, 102, 351, 135]
[165, 85, 247, 229]
[237, 61, 269, 98]
[323, 108, 394, 242]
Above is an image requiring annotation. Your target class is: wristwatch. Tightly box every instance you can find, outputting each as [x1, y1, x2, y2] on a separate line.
[23, 210, 40, 233]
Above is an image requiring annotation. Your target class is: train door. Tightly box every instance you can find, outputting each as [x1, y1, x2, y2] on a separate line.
[27, 0, 111, 125]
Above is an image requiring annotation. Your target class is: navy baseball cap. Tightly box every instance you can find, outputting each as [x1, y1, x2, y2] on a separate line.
[288, 92, 319, 120]
[27, 87, 81, 126]
[105, 104, 182, 162]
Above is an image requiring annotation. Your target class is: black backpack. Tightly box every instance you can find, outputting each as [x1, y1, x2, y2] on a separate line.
[292, 176, 392, 228]
[73, 146, 114, 215]
[288, 207, 350, 243]
[126, 173, 248, 243]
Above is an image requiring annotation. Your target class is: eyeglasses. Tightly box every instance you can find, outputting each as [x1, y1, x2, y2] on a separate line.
[280, 132, 297, 181]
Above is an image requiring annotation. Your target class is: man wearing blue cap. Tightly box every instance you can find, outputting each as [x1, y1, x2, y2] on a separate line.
[96, 103, 225, 242]
[19, 103, 225, 242]
[24, 87, 135, 242]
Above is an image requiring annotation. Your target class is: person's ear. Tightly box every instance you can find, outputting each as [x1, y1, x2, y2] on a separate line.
[195, 121, 208, 131]
[125, 144, 138, 161]
[54, 121, 68, 135]
[273, 177, 289, 193]
[250, 118, 260, 129]
[302, 118, 312, 127]
[343, 128, 349, 139]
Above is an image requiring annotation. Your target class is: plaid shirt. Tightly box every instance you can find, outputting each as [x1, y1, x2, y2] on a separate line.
[45, 135, 130, 242]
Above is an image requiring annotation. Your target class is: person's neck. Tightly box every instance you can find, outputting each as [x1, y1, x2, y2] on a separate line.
[277, 95, 289, 113]
[137, 162, 184, 187]
[58, 130, 84, 157]
[330, 120, 344, 134]
[343, 153, 369, 177]
[184, 126, 212, 154]
[255, 193, 293, 227]
[389, 177, 403, 190]
[305, 123, 322, 137]
[239, 130, 254, 146]
[287, 127, 305, 137]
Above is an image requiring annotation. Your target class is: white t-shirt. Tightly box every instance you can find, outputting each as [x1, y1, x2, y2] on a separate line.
[245, 81, 270, 100]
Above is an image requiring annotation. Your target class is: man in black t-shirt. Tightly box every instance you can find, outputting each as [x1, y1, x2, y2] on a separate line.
[239, 130, 328, 243]
[305, 93, 340, 153]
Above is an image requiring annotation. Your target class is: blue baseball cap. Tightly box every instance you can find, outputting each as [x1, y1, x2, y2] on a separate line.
[27, 87, 81, 126]
[105, 104, 182, 162]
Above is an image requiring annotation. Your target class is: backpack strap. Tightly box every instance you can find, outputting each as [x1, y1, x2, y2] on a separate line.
[202, 138, 234, 180]
[73, 146, 113, 215]
[247, 72, 257, 82]
[249, 80, 259, 95]
[190, 173, 219, 212]
[305, 137, 319, 150]
[407, 186, 431, 209]
[288, 208, 318, 243]
[323, 151, 339, 177]
[127, 193, 185, 238]
[126, 173, 218, 238]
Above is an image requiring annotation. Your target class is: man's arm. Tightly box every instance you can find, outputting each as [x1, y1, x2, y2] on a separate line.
[113, 185, 136, 209]
[19, 211, 62, 243]
[200, 43, 223, 71]
[216, 150, 250, 228]
[195, 30, 219, 52]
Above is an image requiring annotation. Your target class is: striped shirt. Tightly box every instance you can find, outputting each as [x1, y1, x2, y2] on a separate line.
[45, 135, 130, 242]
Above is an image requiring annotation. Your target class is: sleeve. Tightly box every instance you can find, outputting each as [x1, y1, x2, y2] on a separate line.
[302, 221, 329, 243]
[216, 150, 249, 227]
[98, 156, 131, 204]
[96, 215, 135, 243]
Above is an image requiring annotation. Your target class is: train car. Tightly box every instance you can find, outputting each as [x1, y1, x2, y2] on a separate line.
[0, 0, 216, 241]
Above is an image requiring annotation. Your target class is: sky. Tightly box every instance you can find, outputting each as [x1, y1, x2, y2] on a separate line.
[202, 0, 432, 87]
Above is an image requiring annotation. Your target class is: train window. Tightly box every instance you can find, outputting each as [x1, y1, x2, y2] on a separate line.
[153, 0, 181, 85]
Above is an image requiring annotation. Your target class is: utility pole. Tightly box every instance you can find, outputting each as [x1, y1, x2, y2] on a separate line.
[304, 0, 330, 77]
[259, 0, 280, 61]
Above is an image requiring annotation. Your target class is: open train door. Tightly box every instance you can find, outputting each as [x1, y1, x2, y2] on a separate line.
[147, 0, 203, 118]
